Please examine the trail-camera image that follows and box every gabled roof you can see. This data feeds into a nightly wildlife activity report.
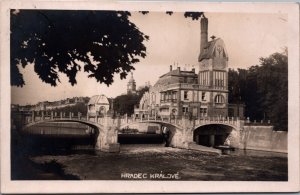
[198,38,228,62]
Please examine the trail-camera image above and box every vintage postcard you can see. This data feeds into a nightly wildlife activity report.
[1,1,299,193]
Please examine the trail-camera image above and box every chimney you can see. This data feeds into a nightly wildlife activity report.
[170,65,172,71]
[200,17,208,54]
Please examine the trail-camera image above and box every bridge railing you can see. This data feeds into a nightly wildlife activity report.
[118,115,240,128]
[23,111,241,129]
[194,116,239,126]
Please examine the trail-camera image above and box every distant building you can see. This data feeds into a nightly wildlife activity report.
[87,94,112,117]
[134,16,244,119]
[127,72,137,94]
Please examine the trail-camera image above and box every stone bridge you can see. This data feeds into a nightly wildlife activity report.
[20,111,244,153]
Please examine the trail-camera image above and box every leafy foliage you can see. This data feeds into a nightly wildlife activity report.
[11,10,149,87]
[11,10,203,87]
[52,102,88,115]
[228,52,288,131]
[113,86,149,116]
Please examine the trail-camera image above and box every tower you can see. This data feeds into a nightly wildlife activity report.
[198,16,229,117]
[127,72,137,94]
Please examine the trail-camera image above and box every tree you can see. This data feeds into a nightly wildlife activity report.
[113,86,149,116]
[255,52,288,130]
[11,10,149,87]
[11,10,203,87]
[228,51,288,130]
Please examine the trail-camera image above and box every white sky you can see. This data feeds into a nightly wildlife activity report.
[11,12,287,105]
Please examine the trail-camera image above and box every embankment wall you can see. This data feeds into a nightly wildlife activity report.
[240,125,287,153]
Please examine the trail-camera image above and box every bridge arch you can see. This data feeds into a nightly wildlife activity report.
[23,119,104,148]
[119,120,183,146]
[193,123,239,148]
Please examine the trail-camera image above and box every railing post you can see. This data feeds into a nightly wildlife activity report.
[125,113,128,123]
[154,112,157,121]
[148,114,150,121]
[95,114,98,124]
[60,112,63,119]
[78,112,81,120]
[140,114,142,122]
[247,117,250,123]
[41,111,44,121]
[51,111,53,120]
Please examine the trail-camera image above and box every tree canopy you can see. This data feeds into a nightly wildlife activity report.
[11,10,203,87]
[11,10,149,87]
[113,86,149,116]
[228,51,288,131]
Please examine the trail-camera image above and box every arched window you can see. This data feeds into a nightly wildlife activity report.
[215,94,225,104]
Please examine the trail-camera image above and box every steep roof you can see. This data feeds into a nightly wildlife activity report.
[198,38,228,62]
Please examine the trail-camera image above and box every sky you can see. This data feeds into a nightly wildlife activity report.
[11,12,287,105]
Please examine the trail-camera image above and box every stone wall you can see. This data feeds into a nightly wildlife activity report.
[240,125,287,153]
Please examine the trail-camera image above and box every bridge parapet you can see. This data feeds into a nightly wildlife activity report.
[194,116,240,129]
[119,115,241,130]
[24,111,242,131]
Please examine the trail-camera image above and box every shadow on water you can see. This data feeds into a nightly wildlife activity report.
[118,133,164,144]
[11,131,97,180]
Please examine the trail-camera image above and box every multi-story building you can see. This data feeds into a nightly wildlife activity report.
[134,16,244,119]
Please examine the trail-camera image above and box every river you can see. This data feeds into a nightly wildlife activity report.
[11,132,287,181]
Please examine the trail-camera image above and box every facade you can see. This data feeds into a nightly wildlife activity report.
[87,94,111,117]
[134,17,244,119]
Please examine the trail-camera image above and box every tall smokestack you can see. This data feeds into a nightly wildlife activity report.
[200,17,208,54]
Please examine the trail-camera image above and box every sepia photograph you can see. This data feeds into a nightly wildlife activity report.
[1,1,299,193]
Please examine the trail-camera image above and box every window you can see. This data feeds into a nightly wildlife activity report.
[184,91,188,100]
[151,93,155,103]
[215,94,225,104]
[182,107,188,113]
[215,79,224,87]
[184,77,187,83]
[202,92,206,101]
[200,108,207,116]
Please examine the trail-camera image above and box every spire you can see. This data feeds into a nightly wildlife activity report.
[127,72,136,94]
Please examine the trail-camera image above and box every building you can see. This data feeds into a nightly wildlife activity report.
[87,94,112,117]
[134,16,244,119]
[127,72,137,94]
